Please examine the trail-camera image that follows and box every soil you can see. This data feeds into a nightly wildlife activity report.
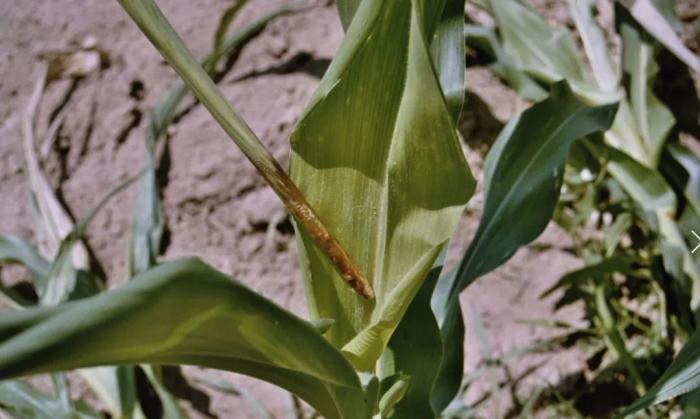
[3,0,692,418]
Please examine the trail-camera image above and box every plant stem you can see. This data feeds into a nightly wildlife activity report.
[117,0,373,299]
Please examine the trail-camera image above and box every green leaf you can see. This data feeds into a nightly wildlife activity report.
[588,141,676,213]
[567,0,618,93]
[586,141,700,312]
[452,82,618,291]
[20,73,148,417]
[385,259,444,418]
[377,374,410,417]
[389,82,619,414]
[290,0,475,370]
[21,66,89,278]
[380,1,468,413]
[621,327,700,416]
[663,143,700,217]
[463,23,548,102]
[211,0,249,70]
[485,0,586,81]
[605,213,633,256]
[336,0,362,31]
[541,255,636,300]
[140,365,188,419]
[0,380,101,419]
[43,171,142,305]
[0,235,49,286]
[126,5,302,417]
[430,0,466,122]
[0,258,370,419]
[629,0,700,72]
[1,177,143,417]
[618,5,675,166]
[76,366,142,419]
[426,84,617,411]
[481,0,612,104]
[430,269,463,413]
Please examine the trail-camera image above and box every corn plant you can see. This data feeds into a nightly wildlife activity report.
[463,0,699,415]
[0,0,619,418]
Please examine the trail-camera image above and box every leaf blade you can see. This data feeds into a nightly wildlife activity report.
[0,258,369,419]
[290,0,475,369]
[453,82,618,290]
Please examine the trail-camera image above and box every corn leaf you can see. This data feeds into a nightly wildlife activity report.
[586,141,700,311]
[128,9,298,415]
[428,83,617,410]
[382,0,467,413]
[17,67,149,418]
[482,0,689,264]
[429,268,463,413]
[76,366,142,419]
[480,0,613,104]
[42,171,142,305]
[335,0,362,30]
[5,174,146,418]
[541,255,637,300]
[139,365,188,419]
[290,0,475,370]
[663,143,700,217]
[452,82,618,291]
[568,0,618,93]
[120,0,373,296]
[211,0,249,67]
[0,236,49,286]
[630,0,700,72]
[622,327,700,416]
[0,258,370,419]
[463,24,547,102]
[0,380,101,419]
[22,66,89,278]
[430,0,466,122]
[386,259,445,418]
[483,0,586,82]
[618,6,675,166]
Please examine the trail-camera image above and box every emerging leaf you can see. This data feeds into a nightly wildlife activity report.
[290,0,475,369]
